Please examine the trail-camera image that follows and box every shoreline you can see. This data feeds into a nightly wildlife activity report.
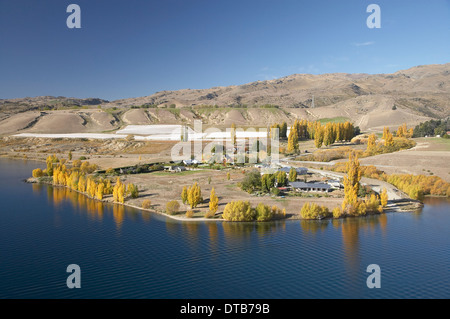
[26,177,423,223]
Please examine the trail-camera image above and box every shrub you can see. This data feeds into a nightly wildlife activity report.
[72,159,82,168]
[270,187,280,196]
[185,210,194,218]
[222,201,255,221]
[32,168,44,178]
[128,183,139,198]
[255,203,273,222]
[106,167,116,175]
[239,169,261,193]
[300,203,331,219]
[166,200,180,215]
[142,199,152,209]
[332,206,344,218]
[205,210,216,218]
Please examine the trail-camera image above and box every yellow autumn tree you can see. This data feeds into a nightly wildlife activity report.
[209,187,219,214]
[397,123,408,138]
[287,124,299,153]
[314,124,324,149]
[78,175,86,193]
[323,123,335,147]
[380,188,388,207]
[96,183,104,200]
[367,133,376,151]
[181,186,188,204]
[118,184,125,203]
[383,127,394,146]
[187,182,202,208]
[113,178,124,203]
[32,168,44,178]
[342,151,361,215]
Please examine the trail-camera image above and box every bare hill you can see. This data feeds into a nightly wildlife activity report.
[0,63,448,134]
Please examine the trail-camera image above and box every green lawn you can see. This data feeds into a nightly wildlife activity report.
[318,117,350,124]
[416,137,450,151]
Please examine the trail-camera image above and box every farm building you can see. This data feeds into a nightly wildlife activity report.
[278,167,308,175]
[327,180,342,189]
[289,181,331,192]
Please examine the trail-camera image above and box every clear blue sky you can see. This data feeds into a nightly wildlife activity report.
[0,0,449,101]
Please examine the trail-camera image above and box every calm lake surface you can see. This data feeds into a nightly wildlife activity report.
[0,158,449,299]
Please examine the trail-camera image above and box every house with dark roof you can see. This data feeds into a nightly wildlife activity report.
[289,181,331,192]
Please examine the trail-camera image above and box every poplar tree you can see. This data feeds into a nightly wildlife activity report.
[342,151,361,213]
[380,188,388,207]
[367,133,377,152]
[280,122,287,139]
[181,186,188,204]
[384,128,394,146]
[209,187,219,214]
[187,182,202,208]
[96,183,104,200]
[287,125,298,153]
[288,168,297,182]
[314,125,324,149]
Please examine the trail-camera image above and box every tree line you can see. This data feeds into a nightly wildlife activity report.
[286,120,355,153]
[32,154,139,204]
[412,118,450,138]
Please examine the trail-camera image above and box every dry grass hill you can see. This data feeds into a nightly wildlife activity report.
[0,63,448,135]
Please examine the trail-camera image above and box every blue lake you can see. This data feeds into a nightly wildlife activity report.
[0,158,449,299]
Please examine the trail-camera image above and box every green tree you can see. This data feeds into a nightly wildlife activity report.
[280,122,287,139]
[261,174,275,192]
[276,171,287,187]
[240,169,261,193]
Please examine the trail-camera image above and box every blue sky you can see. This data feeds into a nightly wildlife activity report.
[0,0,449,101]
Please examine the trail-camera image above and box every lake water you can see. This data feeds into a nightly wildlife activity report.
[0,158,449,299]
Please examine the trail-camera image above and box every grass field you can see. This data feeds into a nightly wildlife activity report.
[318,117,350,124]
[151,170,206,176]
